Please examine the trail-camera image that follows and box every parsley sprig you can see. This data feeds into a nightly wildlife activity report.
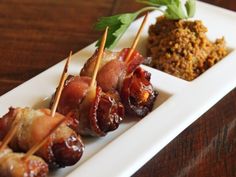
[95,0,196,49]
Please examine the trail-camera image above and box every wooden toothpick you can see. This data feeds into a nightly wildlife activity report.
[125,13,148,63]
[0,117,19,151]
[22,51,72,160]
[50,51,72,117]
[89,26,108,88]
[22,117,66,161]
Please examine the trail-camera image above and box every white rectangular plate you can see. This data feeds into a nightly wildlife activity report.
[1,1,236,177]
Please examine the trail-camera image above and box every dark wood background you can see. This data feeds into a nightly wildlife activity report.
[0,0,235,176]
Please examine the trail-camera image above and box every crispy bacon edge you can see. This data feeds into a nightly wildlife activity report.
[54,75,124,137]
[120,67,158,117]
[0,108,84,168]
[78,87,124,137]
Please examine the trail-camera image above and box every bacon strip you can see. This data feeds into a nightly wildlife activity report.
[80,48,157,117]
[78,86,124,136]
[80,48,144,92]
[54,75,124,137]
[0,145,48,177]
[56,75,91,119]
[120,67,158,117]
[0,108,84,168]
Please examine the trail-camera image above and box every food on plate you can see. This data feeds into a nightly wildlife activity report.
[82,14,158,118]
[96,0,228,81]
[0,3,162,174]
[80,48,157,117]
[95,0,196,49]
[0,143,49,177]
[147,16,228,81]
[91,1,196,115]
[0,53,84,169]
[54,28,125,136]
[0,54,83,177]
[0,107,84,168]
[55,75,124,136]
[120,66,157,117]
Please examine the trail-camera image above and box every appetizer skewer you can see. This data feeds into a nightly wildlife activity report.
[22,54,72,161]
[0,63,76,177]
[0,107,84,168]
[0,8,168,177]
[0,143,49,177]
[55,27,125,137]
[0,53,84,168]
[0,119,49,177]
[81,14,158,117]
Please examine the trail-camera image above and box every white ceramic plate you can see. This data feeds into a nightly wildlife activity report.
[0,1,236,177]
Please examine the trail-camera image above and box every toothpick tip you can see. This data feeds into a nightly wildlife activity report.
[50,51,72,117]
[125,13,149,63]
[90,27,108,88]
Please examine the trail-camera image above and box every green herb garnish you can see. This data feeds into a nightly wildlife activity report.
[95,0,196,49]
[185,0,196,18]
[95,12,139,50]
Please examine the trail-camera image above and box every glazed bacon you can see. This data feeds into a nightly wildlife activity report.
[80,48,144,92]
[121,67,157,117]
[78,85,124,136]
[0,144,48,177]
[55,75,124,137]
[0,107,84,168]
[80,48,157,117]
[56,75,91,118]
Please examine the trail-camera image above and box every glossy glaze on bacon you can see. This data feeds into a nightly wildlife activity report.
[56,75,91,118]
[0,144,48,177]
[0,107,84,168]
[54,75,124,137]
[121,67,158,117]
[78,86,124,136]
[80,48,157,117]
[80,48,144,92]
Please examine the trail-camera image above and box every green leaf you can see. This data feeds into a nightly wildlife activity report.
[136,0,172,6]
[137,0,196,20]
[185,0,196,18]
[165,0,186,19]
[95,0,196,49]
[95,12,138,49]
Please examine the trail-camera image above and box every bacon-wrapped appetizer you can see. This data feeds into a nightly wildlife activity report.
[0,107,84,168]
[80,48,158,117]
[0,143,48,177]
[55,75,124,137]
[54,28,125,137]
[80,49,143,92]
[121,67,157,117]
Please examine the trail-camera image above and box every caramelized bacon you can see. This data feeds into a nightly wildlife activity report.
[55,76,124,137]
[80,48,157,117]
[80,48,144,92]
[0,145,48,177]
[97,90,124,133]
[120,67,158,117]
[56,75,91,118]
[80,49,121,78]
[0,108,84,168]
[78,86,124,136]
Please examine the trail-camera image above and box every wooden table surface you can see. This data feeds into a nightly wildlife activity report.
[0,0,235,176]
